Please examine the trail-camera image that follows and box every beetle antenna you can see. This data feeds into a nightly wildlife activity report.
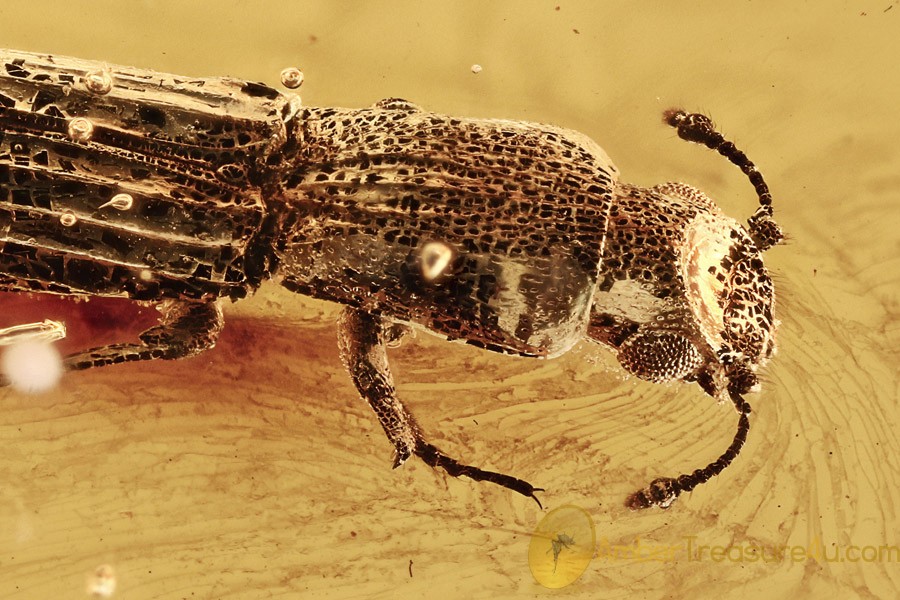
[625,391,752,509]
[663,109,783,251]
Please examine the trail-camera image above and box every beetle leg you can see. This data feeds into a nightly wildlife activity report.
[337,307,543,507]
[63,300,223,373]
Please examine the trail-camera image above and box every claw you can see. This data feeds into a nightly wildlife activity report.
[415,440,544,507]
[392,446,412,469]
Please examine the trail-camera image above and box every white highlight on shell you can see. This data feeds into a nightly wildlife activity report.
[471,64,483,74]
[83,69,113,95]
[59,211,78,227]
[420,241,453,280]
[100,193,134,211]
[493,260,527,340]
[67,117,94,142]
[280,67,304,89]
[86,564,116,598]
[591,278,668,324]
[0,320,66,345]
[1,341,64,394]
[681,212,738,350]
[282,94,304,122]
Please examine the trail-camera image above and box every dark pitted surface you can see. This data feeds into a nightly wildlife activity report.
[280,101,617,357]
[0,49,291,301]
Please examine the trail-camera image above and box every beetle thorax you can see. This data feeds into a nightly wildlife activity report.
[679,210,778,392]
[681,212,740,352]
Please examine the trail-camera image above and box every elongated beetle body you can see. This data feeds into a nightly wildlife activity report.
[0,50,782,509]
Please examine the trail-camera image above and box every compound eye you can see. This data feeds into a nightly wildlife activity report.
[617,331,703,383]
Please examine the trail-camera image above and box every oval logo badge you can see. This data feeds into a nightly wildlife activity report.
[528,504,596,588]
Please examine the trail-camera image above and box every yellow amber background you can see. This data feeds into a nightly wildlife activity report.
[0,1,896,598]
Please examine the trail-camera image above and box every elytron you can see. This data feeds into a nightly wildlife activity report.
[0,50,782,509]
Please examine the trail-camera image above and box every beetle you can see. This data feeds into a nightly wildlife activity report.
[0,49,782,510]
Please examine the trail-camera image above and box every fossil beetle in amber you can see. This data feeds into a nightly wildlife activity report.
[0,50,782,509]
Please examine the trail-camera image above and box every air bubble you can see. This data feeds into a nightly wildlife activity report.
[0,341,64,394]
[86,564,116,598]
[83,69,113,95]
[59,211,78,227]
[280,67,304,89]
[67,117,94,142]
[100,193,134,211]
[420,241,453,280]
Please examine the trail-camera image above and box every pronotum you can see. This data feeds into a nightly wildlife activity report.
[0,50,782,510]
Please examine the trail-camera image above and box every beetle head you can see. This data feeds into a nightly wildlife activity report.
[590,110,783,403]
[663,109,783,400]
[596,197,780,403]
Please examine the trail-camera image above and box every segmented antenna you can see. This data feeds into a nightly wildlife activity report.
[626,391,752,510]
[664,109,784,251]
